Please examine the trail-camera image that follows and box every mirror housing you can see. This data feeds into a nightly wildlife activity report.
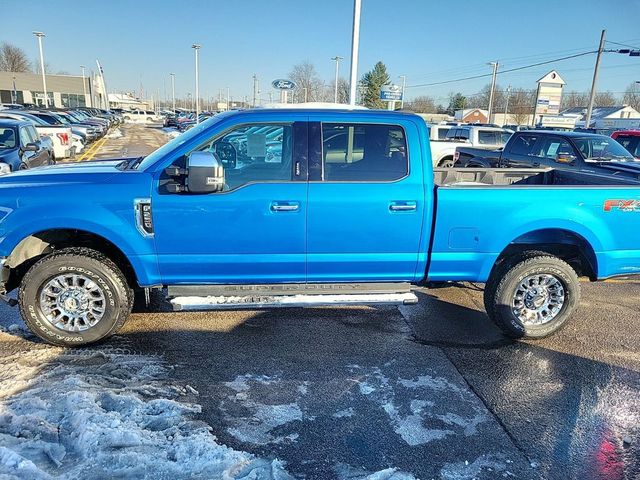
[186,151,225,193]
[23,142,39,152]
[556,153,577,164]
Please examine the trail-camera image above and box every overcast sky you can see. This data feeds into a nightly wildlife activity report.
[3,0,639,105]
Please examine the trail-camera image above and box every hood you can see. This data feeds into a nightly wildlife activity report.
[594,161,640,176]
[0,158,133,185]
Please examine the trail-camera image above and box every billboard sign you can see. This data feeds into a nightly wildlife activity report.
[380,84,403,101]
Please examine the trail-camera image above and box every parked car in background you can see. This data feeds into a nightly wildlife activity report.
[24,110,100,142]
[454,130,640,182]
[430,125,513,168]
[122,110,162,123]
[0,111,75,160]
[612,130,640,159]
[0,119,52,173]
[503,124,531,132]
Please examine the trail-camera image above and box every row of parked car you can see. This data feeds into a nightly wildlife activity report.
[0,105,122,173]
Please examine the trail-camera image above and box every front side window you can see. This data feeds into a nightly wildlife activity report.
[533,138,575,159]
[19,127,31,147]
[321,123,408,181]
[196,123,294,190]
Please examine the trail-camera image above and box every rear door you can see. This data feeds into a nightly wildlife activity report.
[306,118,426,282]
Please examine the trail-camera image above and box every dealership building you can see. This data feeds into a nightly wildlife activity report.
[0,71,104,108]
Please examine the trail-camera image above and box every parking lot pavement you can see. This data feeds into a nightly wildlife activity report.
[0,280,638,479]
[74,123,169,161]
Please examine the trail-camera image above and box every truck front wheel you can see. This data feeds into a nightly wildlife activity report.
[484,255,580,339]
[18,248,132,347]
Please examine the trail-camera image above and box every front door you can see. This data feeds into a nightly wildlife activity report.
[306,120,426,282]
[152,121,308,284]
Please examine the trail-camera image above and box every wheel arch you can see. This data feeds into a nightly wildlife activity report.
[3,228,139,292]
[490,228,598,281]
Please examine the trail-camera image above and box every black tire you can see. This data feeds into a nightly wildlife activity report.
[438,157,455,168]
[484,255,580,339]
[19,247,132,347]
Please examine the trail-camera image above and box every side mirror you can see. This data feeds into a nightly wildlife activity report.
[186,151,225,193]
[556,153,577,164]
[23,142,39,152]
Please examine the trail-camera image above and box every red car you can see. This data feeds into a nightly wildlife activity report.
[612,130,640,159]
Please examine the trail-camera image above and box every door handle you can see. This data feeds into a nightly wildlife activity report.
[270,201,299,212]
[389,201,417,212]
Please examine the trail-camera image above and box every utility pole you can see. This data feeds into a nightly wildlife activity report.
[332,56,343,103]
[252,74,258,107]
[348,0,362,106]
[585,29,606,129]
[398,75,406,109]
[33,32,48,107]
[192,44,201,122]
[226,87,230,110]
[487,61,498,124]
[503,85,511,126]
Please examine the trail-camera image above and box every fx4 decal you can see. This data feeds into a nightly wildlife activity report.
[603,199,640,212]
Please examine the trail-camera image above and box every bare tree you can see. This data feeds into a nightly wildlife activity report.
[466,84,506,112]
[327,77,350,104]
[289,61,325,103]
[594,91,617,107]
[561,91,589,109]
[406,95,437,113]
[0,42,31,72]
[623,82,640,111]
[33,58,53,75]
[507,88,536,125]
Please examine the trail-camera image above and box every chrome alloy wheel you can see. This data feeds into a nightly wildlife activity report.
[512,274,565,325]
[38,274,106,332]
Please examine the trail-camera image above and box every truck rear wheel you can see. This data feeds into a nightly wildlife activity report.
[484,255,580,339]
[18,248,132,347]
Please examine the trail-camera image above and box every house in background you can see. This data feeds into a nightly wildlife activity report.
[560,105,640,129]
[454,108,489,124]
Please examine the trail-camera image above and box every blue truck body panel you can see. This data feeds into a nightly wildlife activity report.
[0,108,638,290]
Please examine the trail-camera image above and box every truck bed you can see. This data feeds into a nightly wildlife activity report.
[434,167,640,187]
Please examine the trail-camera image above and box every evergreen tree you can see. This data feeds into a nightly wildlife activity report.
[360,61,390,109]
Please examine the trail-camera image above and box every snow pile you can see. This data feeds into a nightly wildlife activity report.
[162,127,180,139]
[335,463,417,480]
[0,347,294,479]
[105,129,123,139]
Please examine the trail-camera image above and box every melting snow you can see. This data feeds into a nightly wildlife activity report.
[0,347,294,479]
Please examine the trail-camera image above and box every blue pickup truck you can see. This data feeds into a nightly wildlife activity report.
[0,108,639,346]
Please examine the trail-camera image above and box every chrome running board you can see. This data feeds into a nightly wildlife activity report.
[170,292,418,311]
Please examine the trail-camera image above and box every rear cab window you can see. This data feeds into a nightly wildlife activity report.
[320,123,408,181]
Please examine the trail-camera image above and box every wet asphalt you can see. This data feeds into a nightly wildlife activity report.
[0,125,637,479]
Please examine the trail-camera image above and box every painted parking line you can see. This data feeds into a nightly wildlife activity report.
[78,136,107,162]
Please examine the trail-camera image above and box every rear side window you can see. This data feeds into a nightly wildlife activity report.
[509,134,539,156]
[321,123,408,181]
[437,127,450,140]
[478,130,497,145]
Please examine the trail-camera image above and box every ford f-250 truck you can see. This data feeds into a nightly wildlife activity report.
[454,130,640,183]
[0,109,639,347]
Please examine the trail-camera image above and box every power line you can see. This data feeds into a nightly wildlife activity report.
[607,39,640,50]
[407,51,597,88]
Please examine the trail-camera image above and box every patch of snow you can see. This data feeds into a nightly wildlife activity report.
[105,129,123,139]
[332,407,355,418]
[335,463,417,480]
[440,454,509,480]
[0,348,294,479]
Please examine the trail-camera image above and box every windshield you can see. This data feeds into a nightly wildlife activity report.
[135,112,232,171]
[0,127,17,149]
[573,135,637,162]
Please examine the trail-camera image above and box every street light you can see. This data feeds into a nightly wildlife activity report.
[332,56,343,103]
[192,44,201,123]
[33,31,48,107]
[348,0,362,106]
[398,75,406,109]
[80,65,87,107]
[169,73,176,112]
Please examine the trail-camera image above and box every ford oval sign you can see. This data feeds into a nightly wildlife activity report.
[272,79,297,90]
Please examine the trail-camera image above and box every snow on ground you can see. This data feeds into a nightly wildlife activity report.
[161,127,180,139]
[105,129,123,139]
[0,341,294,479]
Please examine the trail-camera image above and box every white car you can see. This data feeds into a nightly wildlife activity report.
[122,110,162,123]
[430,125,513,168]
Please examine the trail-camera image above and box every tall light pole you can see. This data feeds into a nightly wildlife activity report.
[192,44,201,122]
[398,75,406,109]
[332,56,343,103]
[169,73,176,112]
[585,29,606,129]
[487,61,499,124]
[348,0,362,106]
[503,85,511,126]
[33,31,48,107]
[80,65,87,107]
[227,87,230,110]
